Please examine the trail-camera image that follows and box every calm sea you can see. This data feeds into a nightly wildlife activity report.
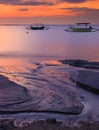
[0,25,99,60]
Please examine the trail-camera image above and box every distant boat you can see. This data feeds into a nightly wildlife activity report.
[65,23,97,32]
[30,23,45,30]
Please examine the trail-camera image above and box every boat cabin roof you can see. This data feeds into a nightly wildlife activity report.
[76,23,90,26]
[32,23,44,27]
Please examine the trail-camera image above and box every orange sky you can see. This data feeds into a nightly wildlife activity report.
[0,0,99,24]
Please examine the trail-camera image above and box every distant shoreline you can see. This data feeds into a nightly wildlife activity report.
[0,24,99,26]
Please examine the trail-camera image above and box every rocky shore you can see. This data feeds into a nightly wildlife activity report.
[59,59,99,94]
[59,59,99,69]
[0,119,99,130]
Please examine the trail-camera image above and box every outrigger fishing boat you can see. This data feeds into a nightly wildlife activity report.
[66,23,97,32]
[30,23,44,30]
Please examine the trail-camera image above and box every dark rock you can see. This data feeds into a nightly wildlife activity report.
[0,120,99,130]
[59,59,99,69]
[71,70,99,94]
[0,120,14,130]
[47,118,57,124]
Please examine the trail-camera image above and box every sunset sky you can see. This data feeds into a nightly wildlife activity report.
[0,0,99,24]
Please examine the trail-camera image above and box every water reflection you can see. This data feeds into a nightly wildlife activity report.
[0,25,99,60]
[0,58,37,88]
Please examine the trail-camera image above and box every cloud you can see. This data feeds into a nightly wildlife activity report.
[61,7,99,13]
[61,7,99,19]
[0,0,92,6]
[58,0,89,3]
[0,0,53,6]
[18,8,29,11]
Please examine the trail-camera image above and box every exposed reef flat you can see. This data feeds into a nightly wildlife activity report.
[71,70,99,94]
[0,75,31,112]
[59,59,99,69]
[0,74,83,114]
[59,59,99,94]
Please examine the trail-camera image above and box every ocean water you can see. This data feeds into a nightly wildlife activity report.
[0,25,99,118]
[0,25,99,60]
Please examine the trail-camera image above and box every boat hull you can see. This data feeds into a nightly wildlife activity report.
[65,28,97,32]
[31,26,45,30]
